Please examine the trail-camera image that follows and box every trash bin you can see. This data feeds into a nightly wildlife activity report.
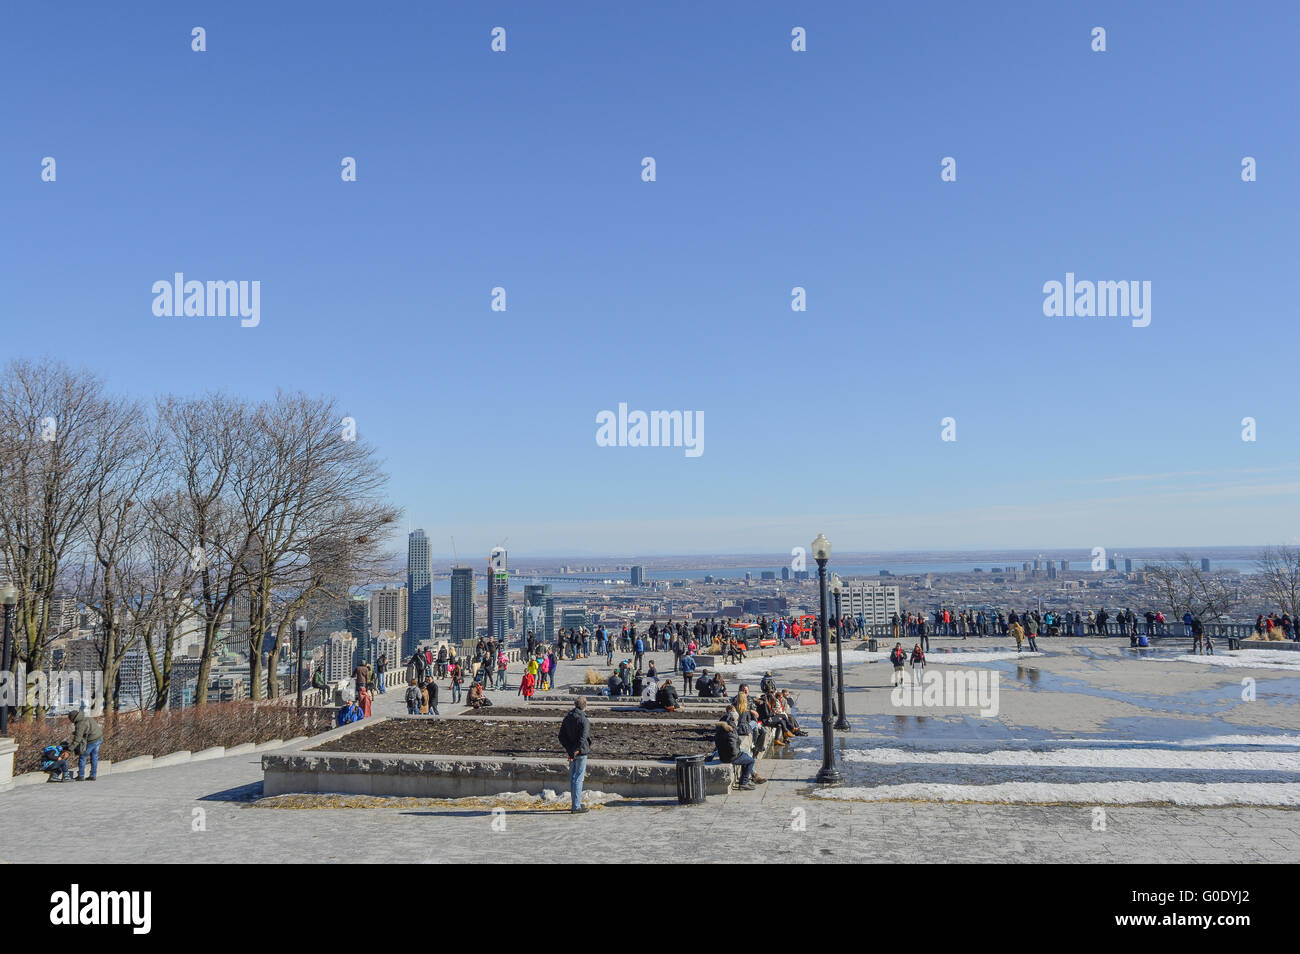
[868,637,878,652]
[675,754,706,805]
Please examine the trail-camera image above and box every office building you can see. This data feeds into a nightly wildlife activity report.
[781,567,790,581]
[837,582,901,625]
[407,530,432,657]
[486,548,509,643]
[559,606,589,634]
[450,567,475,643]
[524,583,554,642]
[1201,558,1211,572]
[629,565,644,586]
[324,632,357,683]
[370,585,407,646]
[374,631,401,668]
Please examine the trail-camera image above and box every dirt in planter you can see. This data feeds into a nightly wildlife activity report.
[312,717,716,761]
[463,706,723,721]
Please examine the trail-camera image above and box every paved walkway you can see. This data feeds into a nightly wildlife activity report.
[3,639,1298,863]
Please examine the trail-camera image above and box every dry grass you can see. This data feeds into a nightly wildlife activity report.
[584,668,605,685]
[9,701,335,774]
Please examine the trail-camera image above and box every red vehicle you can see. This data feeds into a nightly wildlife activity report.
[728,622,762,649]
[793,614,818,645]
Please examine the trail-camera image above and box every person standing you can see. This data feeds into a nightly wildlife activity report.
[558,697,593,814]
[496,648,509,690]
[449,660,463,704]
[69,709,103,782]
[376,654,388,694]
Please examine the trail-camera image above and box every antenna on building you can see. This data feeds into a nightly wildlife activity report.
[450,536,458,568]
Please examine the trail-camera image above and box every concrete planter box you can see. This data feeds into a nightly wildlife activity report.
[260,714,774,799]
[225,743,257,756]
[262,749,734,799]
[191,747,226,762]
[1240,639,1300,652]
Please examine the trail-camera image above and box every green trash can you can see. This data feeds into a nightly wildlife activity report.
[675,754,706,805]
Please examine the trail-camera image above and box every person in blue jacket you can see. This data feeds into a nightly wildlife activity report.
[679,651,697,695]
[337,698,363,727]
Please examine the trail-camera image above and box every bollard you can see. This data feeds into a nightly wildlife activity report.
[675,754,706,805]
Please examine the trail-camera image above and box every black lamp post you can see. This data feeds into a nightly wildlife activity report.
[0,583,16,735]
[295,616,308,711]
[812,534,841,784]
[831,574,850,730]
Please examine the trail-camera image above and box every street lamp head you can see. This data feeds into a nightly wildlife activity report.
[0,583,17,606]
[295,616,308,635]
[831,575,842,595]
[811,534,831,563]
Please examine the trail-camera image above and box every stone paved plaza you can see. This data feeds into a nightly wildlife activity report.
[2,638,1297,863]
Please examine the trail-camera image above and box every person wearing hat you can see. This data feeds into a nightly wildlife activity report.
[759,671,776,696]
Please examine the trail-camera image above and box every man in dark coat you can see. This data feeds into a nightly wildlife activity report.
[558,698,593,813]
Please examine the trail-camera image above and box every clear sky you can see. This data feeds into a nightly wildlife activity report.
[3,1,1298,557]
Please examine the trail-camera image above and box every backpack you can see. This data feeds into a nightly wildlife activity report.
[405,685,420,706]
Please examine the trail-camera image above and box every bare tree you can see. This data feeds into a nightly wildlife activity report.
[231,391,399,699]
[80,399,165,713]
[154,394,249,707]
[1254,546,1300,622]
[1144,553,1237,625]
[0,359,124,719]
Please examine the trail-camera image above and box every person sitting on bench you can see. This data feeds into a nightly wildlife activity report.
[655,681,679,711]
[714,706,766,791]
[466,682,492,708]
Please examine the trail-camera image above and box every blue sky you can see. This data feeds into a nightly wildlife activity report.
[3,1,1298,556]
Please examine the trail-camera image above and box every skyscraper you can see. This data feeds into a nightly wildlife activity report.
[347,596,368,660]
[486,548,509,643]
[524,583,554,643]
[450,566,475,644]
[629,565,644,586]
[306,536,351,646]
[370,585,408,646]
[407,530,432,657]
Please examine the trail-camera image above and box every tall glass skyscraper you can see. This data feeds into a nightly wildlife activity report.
[523,583,554,643]
[450,566,475,644]
[406,529,431,658]
[486,548,509,644]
